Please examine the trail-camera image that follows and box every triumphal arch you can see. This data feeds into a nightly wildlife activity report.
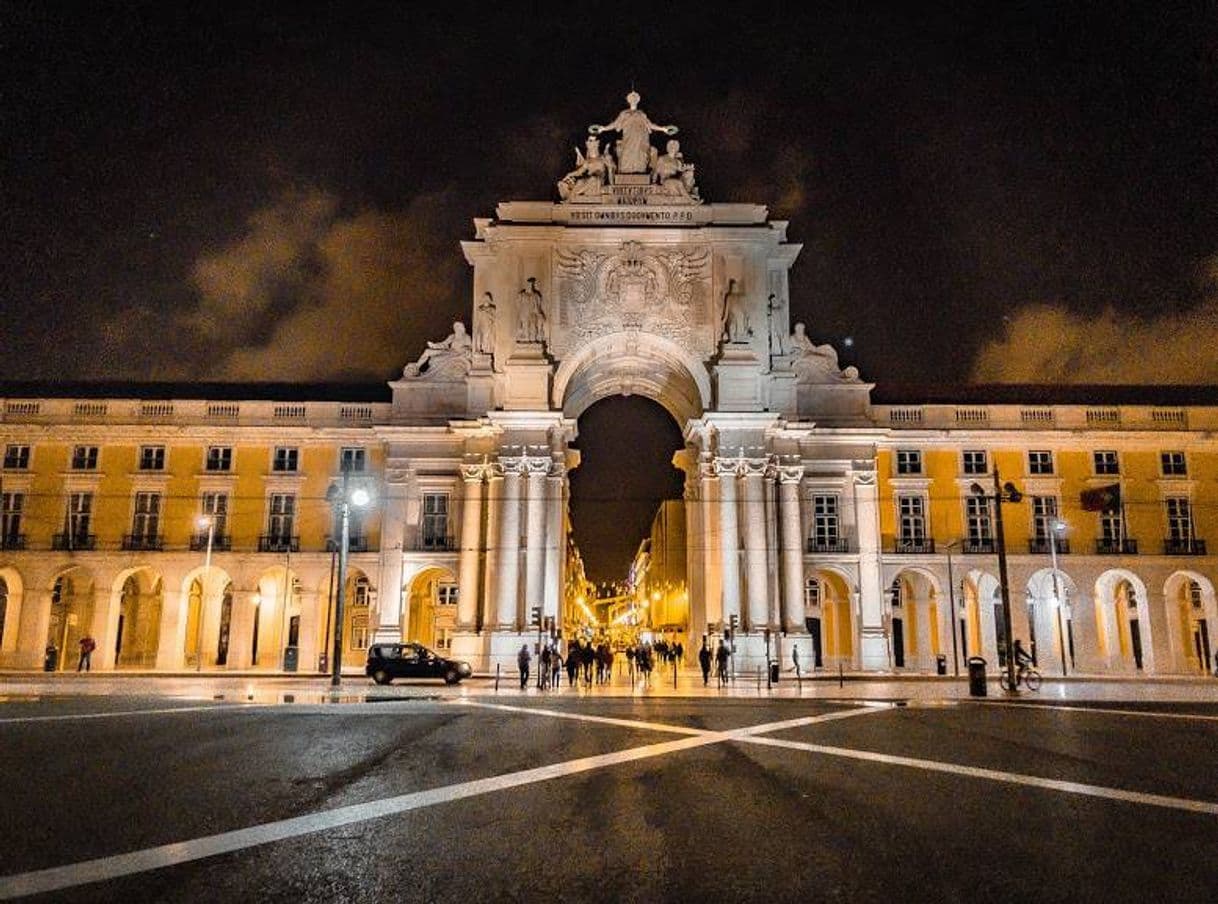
[388,92,882,671]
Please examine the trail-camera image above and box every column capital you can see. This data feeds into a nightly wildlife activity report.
[713,457,741,478]
[524,455,552,477]
[460,463,489,482]
[778,464,805,485]
[499,456,527,475]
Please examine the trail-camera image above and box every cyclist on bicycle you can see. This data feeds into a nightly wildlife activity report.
[1013,639,1033,681]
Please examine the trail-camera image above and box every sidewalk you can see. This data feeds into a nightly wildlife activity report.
[1,669,1216,705]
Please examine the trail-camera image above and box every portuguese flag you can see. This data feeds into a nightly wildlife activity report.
[1080,484,1121,512]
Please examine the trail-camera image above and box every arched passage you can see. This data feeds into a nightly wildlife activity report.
[804,567,854,669]
[962,570,1001,666]
[1095,570,1152,673]
[0,566,24,660]
[404,565,457,651]
[1164,571,1217,674]
[47,568,95,671]
[250,567,302,670]
[112,568,163,669]
[888,568,943,671]
[180,565,234,670]
[1026,568,1079,675]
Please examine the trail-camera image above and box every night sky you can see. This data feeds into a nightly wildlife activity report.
[5,3,1218,578]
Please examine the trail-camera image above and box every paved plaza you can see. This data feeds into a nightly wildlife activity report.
[0,674,1216,902]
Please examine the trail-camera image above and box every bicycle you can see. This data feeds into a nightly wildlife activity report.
[999,664,1041,692]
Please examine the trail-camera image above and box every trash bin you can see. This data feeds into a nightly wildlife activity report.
[967,656,987,697]
[282,645,299,673]
[769,661,780,684]
[936,654,947,676]
[43,646,58,672]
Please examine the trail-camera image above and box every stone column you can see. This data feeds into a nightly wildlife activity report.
[297,589,320,674]
[915,596,933,670]
[373,474,408,643]
[482,467,503,630]
[543,463,564,621]
[779,464,806,634]
[524,455,549,623]
[457,464,485,629]
[742,460,769,632]
[155,588,186,670]
[227,589,258,670]
[699,460,722,629]
[16,588,51,670]
[853,470,887,670]
[715,458,742,630]
[91,586,119,671]
[495,458,524,628]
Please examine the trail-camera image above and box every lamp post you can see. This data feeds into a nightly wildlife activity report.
[943,539,960,677]
[327,465,371,688]
[971,471,1021,695]
[1049,518,1068,676]
[195,515,214,673]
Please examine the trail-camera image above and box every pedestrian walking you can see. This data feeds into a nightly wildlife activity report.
[77,634,96,672]
[540,644,552,690]
[715,640,729,686]
[792,644,801,676]
[518,644,531,690]
[567,641,580,686]
[698,642,711,686]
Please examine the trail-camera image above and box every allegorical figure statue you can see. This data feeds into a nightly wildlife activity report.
[517,277,546,343]
[557,136,614,201]
[651,139,699,201]
[588,90,678,174]
[474,292,496,356]
[722,278,750,344]
[789,322,858,381]
[402,321,472,378]
[768,293,787,356]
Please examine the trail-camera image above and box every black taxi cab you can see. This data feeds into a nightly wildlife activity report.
[365,642,473,685]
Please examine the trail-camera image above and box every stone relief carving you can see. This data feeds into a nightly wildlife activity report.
[790,322,861,383]
[402,322,472,379]
[553,242,711,354]
[516,278,547,344]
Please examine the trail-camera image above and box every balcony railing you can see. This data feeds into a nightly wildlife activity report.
[962,539,995,554]
[1095,539,1138,555]
[1164,538,1207,556]
[52,533,97,551]
[189,532,232,552]
[258,535,300,553]
[122,534,164,551]
[326,535,371,553]
[807,538,851,553]
[416,535,456,552]
[1028,538,1070,555]
[0,533,26,551]
[891,538,935,554]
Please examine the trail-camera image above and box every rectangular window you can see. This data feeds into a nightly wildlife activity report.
[67,492,93,542]
[1,492,23,545]
[1028,451,1054,475]
[1166,497,1193,543]
[206,446,233,472]
[138,445,166,471]
[897,495,926,543]
[1161,451,1187,476]
[1189,582,1203,609]
[804,578,821,609]
[349,615,369,652]
[1099,511,1125,543]
[812,494,840,547]
[895,450,922,475]
[965,496,992,544]
[272,447,299,473]
[71,446,99,470]
[268,494,296,541]
[340,447,366,472]
[201,492,229,537]
[1031,496,1059,541]
[421,492,449,548]
[962,450,988,475]
[1093,451,1119,476]
[3,445,30,470]
[437,583,459,606]
[132,492,161,540]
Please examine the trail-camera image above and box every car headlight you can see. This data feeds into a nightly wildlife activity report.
[459,662,472,676]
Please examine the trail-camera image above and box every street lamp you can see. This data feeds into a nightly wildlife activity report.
[1049,518,1068,676]
[195,515,214,673]
[970,472,1022,695]
[943,539,960,677]
[326,466,373,688]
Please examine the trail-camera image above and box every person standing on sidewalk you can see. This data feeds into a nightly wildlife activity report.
[517,644,531,690]
[791,645,801,676]
[77,635,96,672]
[698,642,711,685]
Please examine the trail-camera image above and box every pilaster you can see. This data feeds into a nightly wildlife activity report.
[853,467,887,670]
[495,457,524,628]
[715,457,742,630]
[779,464,806,634]
[457,464,486,629]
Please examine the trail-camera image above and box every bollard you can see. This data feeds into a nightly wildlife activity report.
[757,666,761,690]
[839,662,844,688]
[766,660,772,690]
[495,663,500,692]
[673,658,677,689]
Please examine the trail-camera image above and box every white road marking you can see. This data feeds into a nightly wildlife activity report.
[742,734,1218,816]
[977,701,1218,723]
[0,706,881,899]
[0,704,264,724]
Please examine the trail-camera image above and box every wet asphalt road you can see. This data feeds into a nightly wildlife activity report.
[1,694,1217,903]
